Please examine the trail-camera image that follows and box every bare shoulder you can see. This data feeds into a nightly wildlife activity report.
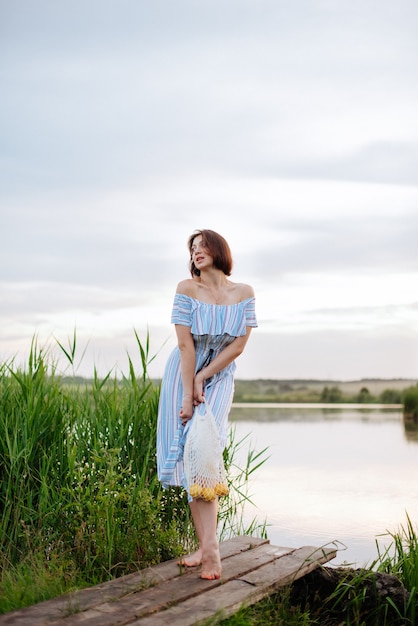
[234,282,255,300]
[176,278,197,297]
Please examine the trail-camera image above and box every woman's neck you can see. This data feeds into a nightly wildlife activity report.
[195,271,232,304]
[198,269,228,290]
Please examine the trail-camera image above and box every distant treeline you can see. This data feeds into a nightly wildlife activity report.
[232,378,417,404]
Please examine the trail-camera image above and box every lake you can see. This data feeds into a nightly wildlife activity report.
[229,404,418,567]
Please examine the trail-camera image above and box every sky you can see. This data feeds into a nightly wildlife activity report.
[1,0,417,381]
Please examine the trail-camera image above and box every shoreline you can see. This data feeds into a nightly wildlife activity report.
[232,402,403,409]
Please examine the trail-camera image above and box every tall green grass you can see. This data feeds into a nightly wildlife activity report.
[403,385,418,420]
[313,515,418,625]
[218,516,418,626]
[0,332,267,613]
[373,513,418,624]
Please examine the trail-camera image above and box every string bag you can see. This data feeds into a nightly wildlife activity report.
[183,399,229,501]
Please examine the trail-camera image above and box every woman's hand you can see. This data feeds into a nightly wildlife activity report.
[193,371,205,404]
[179,395,194,425]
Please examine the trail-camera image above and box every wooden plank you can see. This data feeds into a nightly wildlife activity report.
[0,537,270,626]
[130,546,337,626]
[41,543,289,626]
[0,539,335,626]
[240,545,337,586]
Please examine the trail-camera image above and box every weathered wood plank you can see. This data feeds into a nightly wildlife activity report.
[42,543,288,626]
[0,537,269,626]
[129,546,337,626]
[0,539,336,626]
[240,545,337,587]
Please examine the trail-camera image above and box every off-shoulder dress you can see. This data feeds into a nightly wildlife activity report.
[156,293,257,492]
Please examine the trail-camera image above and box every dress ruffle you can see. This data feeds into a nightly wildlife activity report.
[171,294,257,337]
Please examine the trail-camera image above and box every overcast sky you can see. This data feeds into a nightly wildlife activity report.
[1,0,417,381]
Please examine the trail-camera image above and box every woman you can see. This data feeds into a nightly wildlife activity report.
[157,229,257,580]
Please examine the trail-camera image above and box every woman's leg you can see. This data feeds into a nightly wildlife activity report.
[180,499,203,567]
[186,497,221,579]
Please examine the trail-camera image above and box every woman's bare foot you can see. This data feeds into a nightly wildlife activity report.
[201,542,222,580]
[178,548,202,567]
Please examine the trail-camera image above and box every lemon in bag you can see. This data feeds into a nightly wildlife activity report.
[201,487,216,501]
[215,482,229,497]
[189,483,203,498]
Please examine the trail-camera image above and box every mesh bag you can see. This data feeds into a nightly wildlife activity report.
[183,399,229,501]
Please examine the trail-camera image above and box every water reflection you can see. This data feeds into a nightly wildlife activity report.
[403,416,418,443]
[229,405,418,567]
[231,405,418,443]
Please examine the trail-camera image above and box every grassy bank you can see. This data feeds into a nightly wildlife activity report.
[218,515,418,625]
[233,378,416,404]
[0,333,267,614]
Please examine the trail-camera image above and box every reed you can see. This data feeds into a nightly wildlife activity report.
[0,331,267,613]
[374,513,418,624]
[403,385,418,421]
[301,514,418,625]
[219,426,268,540]
[217,515,418,625]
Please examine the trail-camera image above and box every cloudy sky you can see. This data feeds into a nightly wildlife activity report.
[1,0,417,381]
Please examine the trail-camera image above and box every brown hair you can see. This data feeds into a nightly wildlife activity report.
[188,229,233,277]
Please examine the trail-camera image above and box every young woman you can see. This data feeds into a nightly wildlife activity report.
[157,229,257,579]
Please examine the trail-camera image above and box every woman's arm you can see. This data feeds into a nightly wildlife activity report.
[175,324,196,421]
[193,328,253,400]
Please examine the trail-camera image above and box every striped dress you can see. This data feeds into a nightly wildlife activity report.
[156,293,257,492]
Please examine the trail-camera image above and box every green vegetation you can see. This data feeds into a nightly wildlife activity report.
[0,333,267,614]
[403,384,418,420]
[214,590,313,625]
[233,378,413,404]
[218,514,418,625]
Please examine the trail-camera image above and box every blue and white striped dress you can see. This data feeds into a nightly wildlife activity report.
[157,293,257,491]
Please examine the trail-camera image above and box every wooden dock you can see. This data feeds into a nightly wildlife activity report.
[0,536,337,626]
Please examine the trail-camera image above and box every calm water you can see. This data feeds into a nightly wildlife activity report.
[229,405,418,567]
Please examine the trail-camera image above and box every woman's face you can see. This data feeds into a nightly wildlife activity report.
[191,235,213,271]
